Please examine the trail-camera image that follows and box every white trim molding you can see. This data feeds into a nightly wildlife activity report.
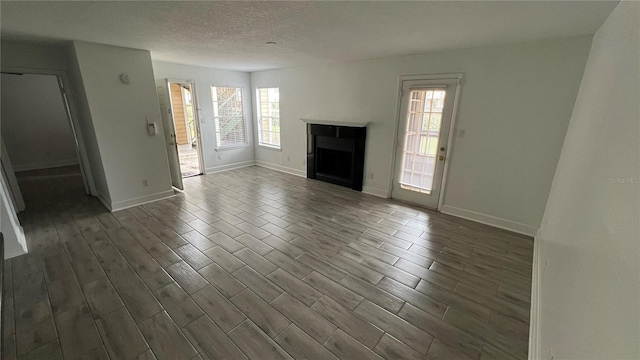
[11,159,80,172]
[300,119,369,128]
[205,160,256,175]
[255,160,306,178]
[107,190,176,212]
[362,186,389,198]
[528,234,542,360]
[440,204,538,236]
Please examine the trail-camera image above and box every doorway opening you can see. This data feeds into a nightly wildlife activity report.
[169,82,202,178]
[156,79,204,190]
[1,72,90,211]
[391,75,462,210]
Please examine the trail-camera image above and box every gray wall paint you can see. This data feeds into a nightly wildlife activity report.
[73,41,173,209]
[251,36,592,234]
[1,73,78,171]
[535,2,640,358]
[152,61,255,173]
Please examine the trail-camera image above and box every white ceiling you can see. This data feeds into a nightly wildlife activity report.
[1,1,618,72]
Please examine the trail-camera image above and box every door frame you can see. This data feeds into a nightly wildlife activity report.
[166,78,205,176]
[388,73,463,210]
[0,66,97,197]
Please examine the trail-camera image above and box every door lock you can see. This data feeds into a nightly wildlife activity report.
[440,147,446,151]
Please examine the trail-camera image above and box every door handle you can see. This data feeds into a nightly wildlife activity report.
[439,156,445,161]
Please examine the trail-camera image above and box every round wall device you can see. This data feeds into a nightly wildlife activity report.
[120,73,131,84]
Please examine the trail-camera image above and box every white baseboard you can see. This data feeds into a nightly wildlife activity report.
[255,160,306,178]
[12,159,79,172]
[108,190,175,212]
[362,185,389,198]
[205,160,256,175]
[528,234,542,360]
[440,204,538,236]
[96,193,113,211]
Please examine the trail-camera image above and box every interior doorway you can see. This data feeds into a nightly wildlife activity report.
[156,79,204,190]
[1,72,91,211]
[391,75,461,209]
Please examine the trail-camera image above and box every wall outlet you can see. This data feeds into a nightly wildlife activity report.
[217,153,222,160]
[287,156,291,162]
[457,129,466,138]
[142,179,149,187]
[302,159,306,165]
[367,172,374,180]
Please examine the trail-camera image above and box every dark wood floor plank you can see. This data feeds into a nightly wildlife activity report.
[55,304,103,360]
[311,296,383,349]
[230,289,290,338]
[339,275,405,313]
[95,307,149,360]
[271,292,337,343]
[267,269,323,306]
[228,320,293,360]
[354,300,433,355]
[154,282,204,328]
[373,333,424,360]
[191,286,246,332]
[303,271,364,310]
[198,263,245,298]
[324,329,383,360]
[183,316,248,360]
[276,325,339,360]
[139,311,197,360]
[13,166,533,360]
[232,265,284,302]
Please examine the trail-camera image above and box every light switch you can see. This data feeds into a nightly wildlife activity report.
[457,129,466,138]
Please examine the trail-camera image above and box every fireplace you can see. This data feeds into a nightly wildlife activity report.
[306,123,366,191]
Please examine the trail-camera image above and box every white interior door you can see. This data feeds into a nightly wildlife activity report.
[156,78,184,190]
[392,78,458,209]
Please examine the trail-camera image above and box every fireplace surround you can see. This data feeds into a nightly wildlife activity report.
[306,122,366,191]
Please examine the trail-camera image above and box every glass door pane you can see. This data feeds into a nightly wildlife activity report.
[399,89,446,194]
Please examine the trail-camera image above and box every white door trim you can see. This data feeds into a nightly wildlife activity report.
[0,66,97,196]
[388,73,463,210]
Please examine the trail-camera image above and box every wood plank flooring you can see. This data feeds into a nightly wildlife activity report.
[2,165,533,360]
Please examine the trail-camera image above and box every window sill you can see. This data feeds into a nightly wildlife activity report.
[258,144,282,152]
[215,144,250,152]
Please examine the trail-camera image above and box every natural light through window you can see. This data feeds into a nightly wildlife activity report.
[211,86,247,148]
[256,87,281,149]
[400,89,446,194]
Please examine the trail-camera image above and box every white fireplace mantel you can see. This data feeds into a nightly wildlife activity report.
[300,119,369,128]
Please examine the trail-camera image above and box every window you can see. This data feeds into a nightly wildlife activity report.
[256,87,280,148]
[211,86,247,148]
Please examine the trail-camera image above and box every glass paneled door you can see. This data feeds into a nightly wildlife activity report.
[392,78,458,209]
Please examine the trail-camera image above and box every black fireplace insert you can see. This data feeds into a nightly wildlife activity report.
[306,124,366,191]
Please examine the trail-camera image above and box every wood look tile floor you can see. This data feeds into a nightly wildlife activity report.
[2,166,533,360]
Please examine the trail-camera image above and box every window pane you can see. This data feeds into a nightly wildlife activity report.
[257,87,281,148]
[211,86,246,148]
[400,88,447,193]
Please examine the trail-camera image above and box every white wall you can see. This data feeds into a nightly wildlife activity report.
[1,73,78,171]
[0,40,69,71]
[251,37,592,234]
[1,40,103,199]
[533,2,639,359]
[152,61,255,173]
[72,41,174,210]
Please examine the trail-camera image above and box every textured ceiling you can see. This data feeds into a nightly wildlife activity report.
[1,1,618,72]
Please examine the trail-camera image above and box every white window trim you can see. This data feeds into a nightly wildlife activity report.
[256,87,281,150]
[258,144,282,152]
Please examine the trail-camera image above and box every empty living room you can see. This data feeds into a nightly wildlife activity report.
[0,1,637,360]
